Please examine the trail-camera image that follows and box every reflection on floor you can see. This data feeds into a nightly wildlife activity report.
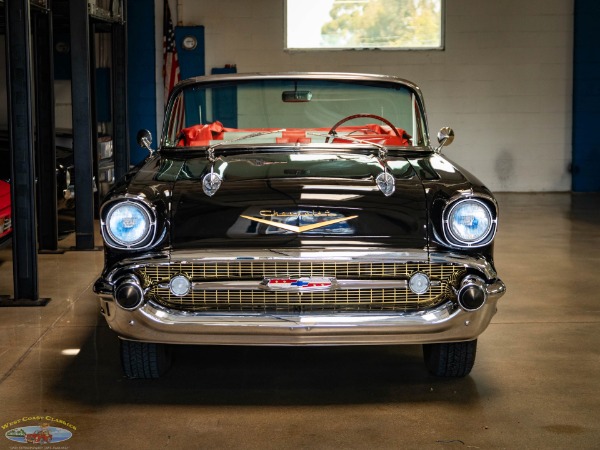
[0,193,599,448]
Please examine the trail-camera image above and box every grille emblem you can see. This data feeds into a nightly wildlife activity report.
[260,277,338,292]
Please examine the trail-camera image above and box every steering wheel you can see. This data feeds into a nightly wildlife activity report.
[326,113,401,142]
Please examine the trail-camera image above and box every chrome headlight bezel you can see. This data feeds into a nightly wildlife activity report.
[101,199,157,250]
[443,197,497,248]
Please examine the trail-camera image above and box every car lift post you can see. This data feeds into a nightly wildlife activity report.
[34,5,61,253]
[0,0,50,307]
[70,0,96,251]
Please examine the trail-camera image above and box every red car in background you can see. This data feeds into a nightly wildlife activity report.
[0,180,12,243]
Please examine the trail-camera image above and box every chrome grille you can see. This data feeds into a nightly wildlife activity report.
[138,261,465,313]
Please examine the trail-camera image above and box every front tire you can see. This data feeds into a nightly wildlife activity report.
[120,340,171,379]
[423,340,477,377]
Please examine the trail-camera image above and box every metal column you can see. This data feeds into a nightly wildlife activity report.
[1,0,49,306]
[33,8,60,253]
[69,0,96,250]
[112,19,130,180]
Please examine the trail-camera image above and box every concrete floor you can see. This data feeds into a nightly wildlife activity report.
[0,193,599,449]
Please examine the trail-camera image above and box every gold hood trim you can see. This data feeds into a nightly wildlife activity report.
[240,214,358,233]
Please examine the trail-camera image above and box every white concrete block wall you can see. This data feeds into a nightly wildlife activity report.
[179,0,574,192]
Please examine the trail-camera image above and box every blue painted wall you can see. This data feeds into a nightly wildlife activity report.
[174,26,205,79]
[573,0,600,192]
[127,0,157,164]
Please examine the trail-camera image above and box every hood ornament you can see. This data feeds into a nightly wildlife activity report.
[376,147,395,197]
[202,170,222,197]
[202,148,222,197]
[376,171,395,197]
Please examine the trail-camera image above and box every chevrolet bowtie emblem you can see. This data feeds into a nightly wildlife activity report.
[241,213,358,233]
[259,277,338,291]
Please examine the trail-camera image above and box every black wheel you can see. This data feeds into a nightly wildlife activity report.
[423,340,477,377]
[120,340,171,379]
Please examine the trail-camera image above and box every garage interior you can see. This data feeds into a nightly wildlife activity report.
[0,0,599,448]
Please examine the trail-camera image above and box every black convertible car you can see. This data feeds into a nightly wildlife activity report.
[94,73,506,379]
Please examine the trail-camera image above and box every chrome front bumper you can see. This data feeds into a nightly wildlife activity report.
[95,250,505,345]
[96,279,505,346]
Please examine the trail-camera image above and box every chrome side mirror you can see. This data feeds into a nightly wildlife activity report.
[136,129,154,156]
[435,127,455,153]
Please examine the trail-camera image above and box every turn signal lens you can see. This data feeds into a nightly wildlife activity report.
[409,272,430,295]
[169,275,191,297]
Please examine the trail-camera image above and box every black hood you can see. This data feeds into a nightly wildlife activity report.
[165,152,428,250]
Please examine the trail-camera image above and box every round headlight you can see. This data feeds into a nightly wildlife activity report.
[447,199,494,245]
[105,201,152,247]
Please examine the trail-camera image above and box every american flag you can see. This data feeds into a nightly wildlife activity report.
[163,1,184,135]
[163,1,179,101]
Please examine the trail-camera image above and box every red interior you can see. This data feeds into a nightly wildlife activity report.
[176,121,412,147]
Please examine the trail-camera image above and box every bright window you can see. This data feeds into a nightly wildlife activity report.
[286,0,443,50]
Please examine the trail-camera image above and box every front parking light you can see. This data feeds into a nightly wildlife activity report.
[409,272,430,295]
[169,275,191,297]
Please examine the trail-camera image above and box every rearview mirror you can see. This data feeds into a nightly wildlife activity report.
[282,90,313,102]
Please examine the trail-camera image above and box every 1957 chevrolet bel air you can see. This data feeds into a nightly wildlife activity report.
[94,72,505,378]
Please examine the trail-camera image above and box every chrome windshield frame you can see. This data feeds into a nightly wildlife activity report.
[161,72,431,150]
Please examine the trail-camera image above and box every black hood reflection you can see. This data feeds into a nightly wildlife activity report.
[161,152,428,250]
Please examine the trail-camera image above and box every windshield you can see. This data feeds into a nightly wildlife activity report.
[162,77,428,149]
